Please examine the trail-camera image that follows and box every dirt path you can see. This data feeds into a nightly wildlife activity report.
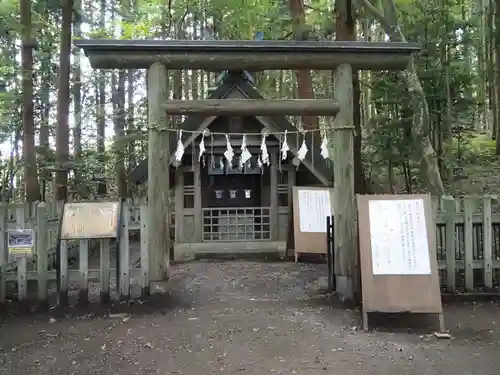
[0,261,499,375]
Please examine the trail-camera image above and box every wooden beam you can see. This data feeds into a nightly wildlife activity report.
[332,63,358,303]
[163,99,341,116]
[74,40,419,71]
[85,52,412,71]
[147,62,171,284]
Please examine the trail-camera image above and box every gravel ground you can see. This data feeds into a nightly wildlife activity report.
[0,261,499,375]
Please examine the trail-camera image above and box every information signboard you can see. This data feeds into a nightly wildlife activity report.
[298,189,332,233]
[368,199,431,275]
[291,186,334,260]
[357,194,444,332]
[7,229,34,259]
[60,202,120,240]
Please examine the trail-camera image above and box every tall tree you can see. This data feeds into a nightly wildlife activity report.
[38,5,52,201]
[20,0,40,202]
[288,0,318,129]
[55,0,73,201]
[73,0,83,195]
[495,0,500,153]
[96,0,107,196]
[112,68,127,197]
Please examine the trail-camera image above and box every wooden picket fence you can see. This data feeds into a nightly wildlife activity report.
[433,196,500,293]
[0,201,148,307]
[0,196,499,308]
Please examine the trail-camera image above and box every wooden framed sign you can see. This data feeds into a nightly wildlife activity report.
[356,194,444,332]
[291,186,334,261]
[7,229,34,259]
[60,201,120,240]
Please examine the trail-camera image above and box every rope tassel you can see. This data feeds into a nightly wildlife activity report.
[320,132,330,160]
[174,130,185,165]
[240,134,252,169]
[281,130,290,160]
[199,129,207,161]
[224,134,234,164]
[261,132,270,166]
[297,135,308,161]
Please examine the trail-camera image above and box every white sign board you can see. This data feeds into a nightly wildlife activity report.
[368,199,431,275]
[298,189,332,233]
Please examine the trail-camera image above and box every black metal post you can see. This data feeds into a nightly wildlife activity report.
[326,215,335,291]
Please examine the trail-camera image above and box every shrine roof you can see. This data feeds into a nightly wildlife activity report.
[74,39,420,71]
[128,71,333,186]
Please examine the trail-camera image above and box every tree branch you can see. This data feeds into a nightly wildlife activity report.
[303,4,329,13]
[359,0,444,194]
[358,0,405,41]
[279,31,293,39]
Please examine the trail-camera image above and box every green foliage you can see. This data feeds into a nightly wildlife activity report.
[457,134,497,164]
[0,0,497,199]
[364,0,497,193]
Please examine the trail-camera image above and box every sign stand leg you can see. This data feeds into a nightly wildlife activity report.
[0,265,4,306]
[362,311,369,331]
[17,257,27,303]
[438,313,445,332]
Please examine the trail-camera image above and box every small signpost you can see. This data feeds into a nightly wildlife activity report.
[8,229,34,260]
[8,228,35,303]
[290,186,334,262]
[59,201,123,305]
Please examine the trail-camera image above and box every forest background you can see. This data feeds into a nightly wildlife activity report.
[0,0,498,203]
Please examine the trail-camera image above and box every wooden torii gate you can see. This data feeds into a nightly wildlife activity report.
[75,39,419,302]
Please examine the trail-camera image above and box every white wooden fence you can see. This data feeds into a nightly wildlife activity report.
[0,201,148,307]
[432,196,500,293]
[0,196,499,308]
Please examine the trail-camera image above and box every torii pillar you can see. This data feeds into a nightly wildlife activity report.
[332,64,358,302]
[146,62,171,286]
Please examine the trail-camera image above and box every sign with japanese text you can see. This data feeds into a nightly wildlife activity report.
[60,202,120,240]
[368,199,431,275]
[8,229,34,258]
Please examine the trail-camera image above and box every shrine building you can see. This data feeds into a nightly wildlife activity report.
[128,70,333,261]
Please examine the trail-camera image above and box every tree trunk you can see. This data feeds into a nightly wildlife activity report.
[441,0,453,183]
[97,0,107,196]
[361,19,373,128]
[39,7,51,201]
[191,15,200,99]
[112,70,127,198]
[477,1,488,133]
[55,0,73,201]
[495,0,500,153]
[288,0,318,129]
[73,0,82,197]
[488,0,497,139]
[173,66,183,127]
[127,70,135,167]
[21,0,40,202]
